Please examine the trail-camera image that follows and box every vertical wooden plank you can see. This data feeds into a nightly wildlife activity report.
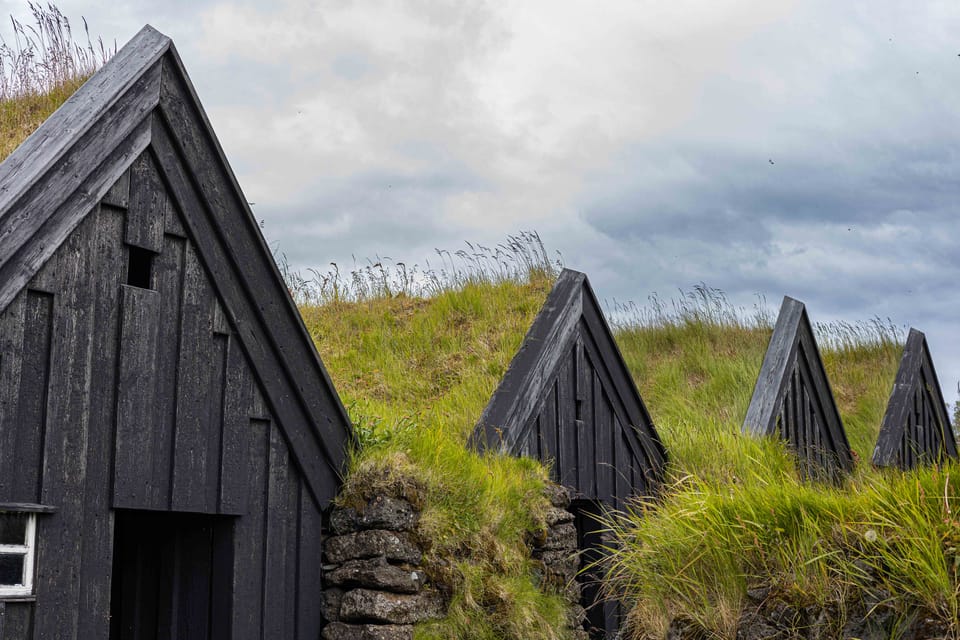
[177,524,213,640]
[151,234,187,507]
[126,152,166,253]
[0,293,25,499]
[577,352,596,498]
[540,384,558,482]
[205,333,229,510]
[210,518,236,640]
[219,341,253,515]
[0,601,4,639]
[231,419,269,640]
[558,357,577,489]
[595,376,613,501]
[7,292,51,503]
[614,415,630,502]
[101,166,131,209]
[77,204,125,639]
[0,602,32,639]
[297,483,323,640]
[35,210,98,640]
[263,424,294,638]
[172,242,216,512]
[113,285,161,508]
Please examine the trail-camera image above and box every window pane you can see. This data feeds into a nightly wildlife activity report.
[0,513,28,545]
[0,553,25,585]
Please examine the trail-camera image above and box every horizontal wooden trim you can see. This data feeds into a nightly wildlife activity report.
[0,503,56,513]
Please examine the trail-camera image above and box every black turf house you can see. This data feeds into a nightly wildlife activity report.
[471,268,668,638]
[0,26,352,640]
[742,296,853,481]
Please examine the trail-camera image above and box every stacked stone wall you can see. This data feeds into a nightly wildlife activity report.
[321,496,445,640]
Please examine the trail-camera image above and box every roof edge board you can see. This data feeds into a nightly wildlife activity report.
[157,40,355,451]
[472,269,584,452]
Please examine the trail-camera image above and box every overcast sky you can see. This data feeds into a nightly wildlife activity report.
[6,1,960,401]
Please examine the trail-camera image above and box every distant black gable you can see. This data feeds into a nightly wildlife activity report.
[0,26,351,640]
[742,296,853,480]
[471,269,667,504]
[873,328,957,470]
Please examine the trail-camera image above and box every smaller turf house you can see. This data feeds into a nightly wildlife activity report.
[873,328,958,470]
[472,268,668,638]
[742,296,853,481]
[0,26,352,640]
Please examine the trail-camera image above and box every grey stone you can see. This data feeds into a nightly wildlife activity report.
[340,588,445,625]
[326,558,426,594]
[325,530,422,564]
[542,522,577,551]
[321,587,344,623]
[331,507,359,535]
[322,622,413,640]
[544,483,572,508]
[359,496,417,532]
[545,506,575,527]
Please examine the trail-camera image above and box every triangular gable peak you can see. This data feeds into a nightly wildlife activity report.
[873,328,957,470]
[470,268,667,506]
[0,25,352,507]
[742,296,853,480]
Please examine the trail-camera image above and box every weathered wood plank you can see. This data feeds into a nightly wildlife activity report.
[231,418,269,640]
[77,204,125,639]
[219,338,253,515]
[0,601,32,639]
[171,241,217,512]
[0,292,25,500]
[126,153,167,252]
[557,356,577,489]
[297,485,323,640]
[102,168,131,209]
[113,285,161,508]
[34,209,98,640]
[11,292,50,503]
[263,423,294,638]
[149,233,187,507]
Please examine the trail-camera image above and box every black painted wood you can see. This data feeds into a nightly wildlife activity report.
[873,328,957,469]
[0,26,342,640]
[472,269,667,507]
[742,296,853,480]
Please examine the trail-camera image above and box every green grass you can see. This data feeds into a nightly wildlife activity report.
[602,297,960,638]
[0,4,110,161]
[301,248,577,640]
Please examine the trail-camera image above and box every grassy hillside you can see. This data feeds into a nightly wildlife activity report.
[300,253,947,640]
[300,243,576,640]
[603,297,960,638]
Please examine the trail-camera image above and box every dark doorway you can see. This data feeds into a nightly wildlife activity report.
[573,500,620,639]
[109,510,234,640]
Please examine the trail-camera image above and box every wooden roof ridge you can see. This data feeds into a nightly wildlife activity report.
[873,328,957,469]
[0,25,354,506]
[742,296,853,477]
[470,268,667,468]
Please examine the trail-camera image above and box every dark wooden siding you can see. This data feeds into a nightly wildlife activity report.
[474,269,667,509]
[743,297,853,480]
[873,329,957,469]
[0,158,326,640]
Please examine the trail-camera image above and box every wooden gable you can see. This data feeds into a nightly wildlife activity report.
[0,25,352,509]
[0,27,346,639]
[471,269,667,506]
[873,328,957,469]
[743,296,853,480]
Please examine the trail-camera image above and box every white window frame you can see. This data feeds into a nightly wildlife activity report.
[0,512,36,598]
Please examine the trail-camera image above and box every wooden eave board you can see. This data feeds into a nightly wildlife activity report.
[873,328,957,468]
[0,25,353,506]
